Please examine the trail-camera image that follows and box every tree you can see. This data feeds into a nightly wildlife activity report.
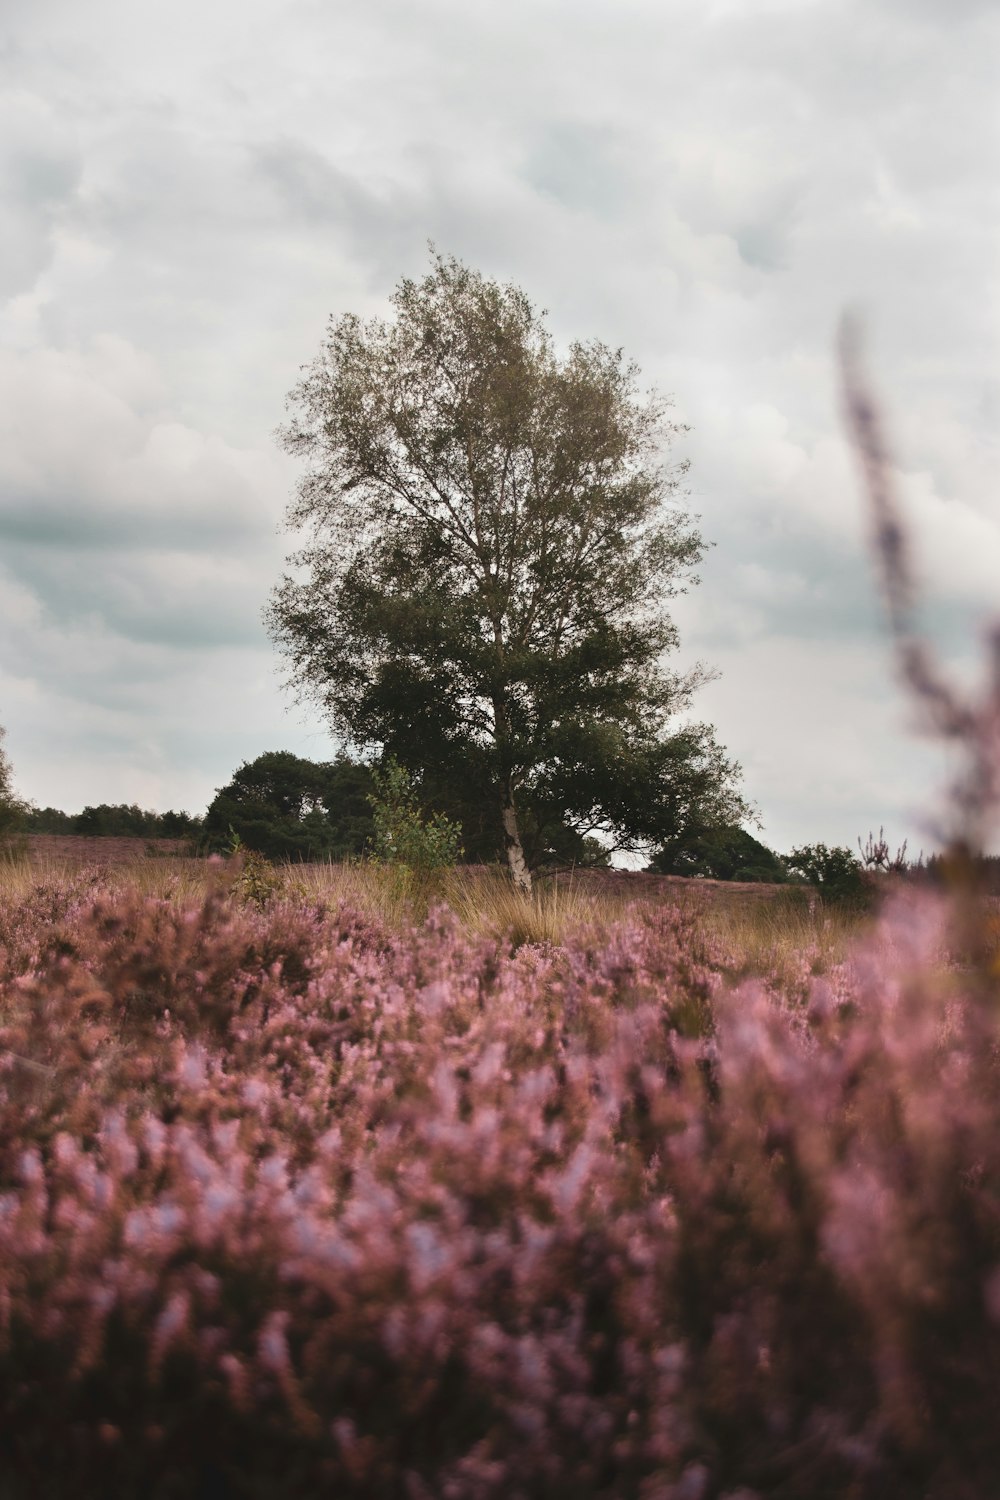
[649,823,786,882]
[74,804,164,838]
[267,250,750,891]
[782,843,869,908]
[202,750,375,862]
[20,806,72,834]
[19,804,202,838]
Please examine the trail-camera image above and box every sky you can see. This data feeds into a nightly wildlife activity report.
[2,0,999,861]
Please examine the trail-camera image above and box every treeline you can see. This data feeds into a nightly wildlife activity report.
[915,849,1000,893]
[10,741,1000,896]
[200,751,793,877]
[20,804,203,839]
[195,752,1000,906]
[4,747,786,876]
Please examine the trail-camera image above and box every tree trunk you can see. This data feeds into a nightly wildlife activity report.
[491,678,531,895]
[501,782,532,894]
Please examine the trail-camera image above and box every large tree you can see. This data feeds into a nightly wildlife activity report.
[267,251,749,890]
[203,750,374,862]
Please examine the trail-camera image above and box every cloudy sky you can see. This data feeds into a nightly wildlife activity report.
[2,0,998,859]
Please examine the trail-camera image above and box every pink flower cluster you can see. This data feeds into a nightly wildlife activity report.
[1,874,998,1497]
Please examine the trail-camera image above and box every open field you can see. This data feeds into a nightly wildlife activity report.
[20,833,199,866]
[2,847,999,1496]
[5,837,881,994]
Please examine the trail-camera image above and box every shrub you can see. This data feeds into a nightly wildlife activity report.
[368,758,463,870]
[229,847,283,909]
[783,841,872,909]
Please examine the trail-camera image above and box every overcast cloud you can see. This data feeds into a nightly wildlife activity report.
[1,0,998,857]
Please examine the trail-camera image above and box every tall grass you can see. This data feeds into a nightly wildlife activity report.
[0,850,210,904]
[293,861,647,949]
[695,887,876,987]
[4,848,876,978]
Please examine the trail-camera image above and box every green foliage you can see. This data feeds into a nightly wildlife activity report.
[783,843,870,907]
[409,772,614,870]
[15,804,69,833]
[231,848,283,909]
[202,751,375,862]
[19,803,202,838]
[648,823,786,881]
[267,248,750,881]
[0,730,19,836]
[0,728,30,855]
[368,758,463,873]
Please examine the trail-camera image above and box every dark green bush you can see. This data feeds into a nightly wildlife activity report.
[202,751,375,862]
[782,842,872,908]
[648,824,786,881]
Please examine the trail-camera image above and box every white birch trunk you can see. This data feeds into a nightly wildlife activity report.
[501,786,532,894]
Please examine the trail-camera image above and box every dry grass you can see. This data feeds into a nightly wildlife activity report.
[0,848,210,903]
[441,866,635,946]
[277,860,880,976]
[0,844,883,980]
[275,859,622,945]
[695,888,876,985]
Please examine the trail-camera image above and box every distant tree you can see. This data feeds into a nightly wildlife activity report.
[782,843,869,907]
[918,849,1000,895]
[74,804,154,837]
[202,751,375,862]
[20,807,73,833]
[266,249,750,891]
[19,804,202,838]
[649,823,786,882]
[156,809,204,838]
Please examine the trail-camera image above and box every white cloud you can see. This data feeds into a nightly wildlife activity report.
[0,84,82,297]
[0,337,289,552]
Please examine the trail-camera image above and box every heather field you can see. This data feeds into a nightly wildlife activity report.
[2,855,999,1498]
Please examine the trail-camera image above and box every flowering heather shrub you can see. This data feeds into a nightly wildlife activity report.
[1,871,1000,1498]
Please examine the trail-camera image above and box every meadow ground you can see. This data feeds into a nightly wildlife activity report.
[1,840,999,1498]
[12,833,871,978]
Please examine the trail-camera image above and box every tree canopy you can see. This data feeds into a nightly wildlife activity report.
[649,823,785,882]
[202,751,374,862]
[21,804,203,838]
[267,250,750,889]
